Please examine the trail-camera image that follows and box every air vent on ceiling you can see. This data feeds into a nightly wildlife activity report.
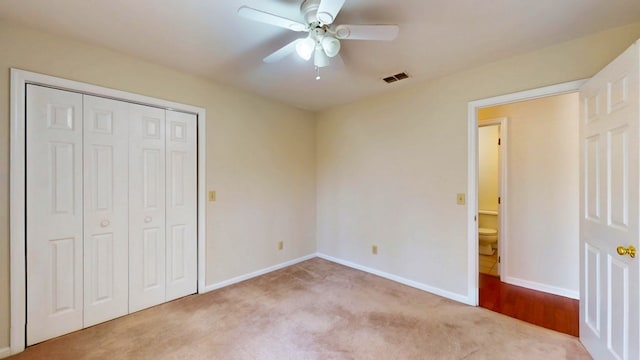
[383,72,410,84]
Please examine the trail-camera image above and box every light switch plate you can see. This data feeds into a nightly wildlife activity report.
[456,193,465,205]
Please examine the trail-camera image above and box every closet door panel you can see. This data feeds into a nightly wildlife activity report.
[165,111,197,301]
[26,85,84,345]
[83,95,129,326]
[129,104,167,312]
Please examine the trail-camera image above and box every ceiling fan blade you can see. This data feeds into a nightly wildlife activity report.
[238,6,307,32]
[334,24,399,41]
[317,0,346,24]
[263,39,302,63]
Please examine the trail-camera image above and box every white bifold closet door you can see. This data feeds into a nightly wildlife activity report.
[26,85,197,345]
[128,105,167,312]
[83,95,130,327]
[26,85,84,345]
[128,106,197,312]
[165,110,197,301]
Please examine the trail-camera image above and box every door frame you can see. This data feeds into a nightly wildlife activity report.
[467,79,586,305]
[477,118,506,278]
[9,69,207,354]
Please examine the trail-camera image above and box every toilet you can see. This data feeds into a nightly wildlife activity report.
[479,227,498,255]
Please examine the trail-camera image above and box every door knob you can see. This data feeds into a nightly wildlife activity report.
[100,220,110,227]
[144,216,152,223]
[617,245,636,258]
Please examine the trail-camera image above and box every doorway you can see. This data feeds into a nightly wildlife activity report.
[477,119,505,278]
[467,80,585,306]
[470,85,582,335]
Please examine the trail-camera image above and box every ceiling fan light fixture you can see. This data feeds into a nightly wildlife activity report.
[237,1,400,78]
[295,36,315,61]
[314,46,330,67]
[321,36,341,57]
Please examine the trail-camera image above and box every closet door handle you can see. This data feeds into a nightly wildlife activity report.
[144,216,152,223]
[100,220,110,228]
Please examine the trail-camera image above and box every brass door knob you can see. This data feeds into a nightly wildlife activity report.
[617,245,636,258]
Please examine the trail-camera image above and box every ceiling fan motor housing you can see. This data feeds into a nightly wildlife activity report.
[301,0,325,24]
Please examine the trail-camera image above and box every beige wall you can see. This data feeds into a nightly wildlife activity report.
[317,23,640,298]
[479,93,580,294]
[478,124,500,213]
[0,20,317,349]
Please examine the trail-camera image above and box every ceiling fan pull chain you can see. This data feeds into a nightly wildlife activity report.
[315,66,321,80]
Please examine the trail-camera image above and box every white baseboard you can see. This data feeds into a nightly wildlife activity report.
[200,253,317,293]
[503,276,579,300]
[0,347,11,359]
[199,251,483,305]
[317,253,473,305]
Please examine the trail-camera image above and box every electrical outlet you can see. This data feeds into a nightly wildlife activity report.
[278,241,284,250]
[372,245,378,255]
[456,193,465,205]
[208,190,216,202]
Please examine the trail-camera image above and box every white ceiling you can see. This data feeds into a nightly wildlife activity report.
[1,0,640,111]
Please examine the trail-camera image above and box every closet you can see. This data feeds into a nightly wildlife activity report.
[25,85,197,345]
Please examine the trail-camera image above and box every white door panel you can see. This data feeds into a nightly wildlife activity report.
[26,85,84,345]
[580,39,639,360]
[129,104,167,312]
[83,95,129,326]
[165,111,197,301]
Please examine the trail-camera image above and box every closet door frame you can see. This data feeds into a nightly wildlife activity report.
[9,68,207,355]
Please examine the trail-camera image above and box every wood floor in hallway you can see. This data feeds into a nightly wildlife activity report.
[479,273,579,337]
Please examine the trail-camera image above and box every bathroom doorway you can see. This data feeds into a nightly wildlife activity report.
[468,80,582,333]
[478,119,505,278]
[475,91,580,298]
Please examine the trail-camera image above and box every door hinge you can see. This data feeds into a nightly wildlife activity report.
[498,197,501,205]
[498,256,501,263]
[498,138,501,145]
[474,215,477,221]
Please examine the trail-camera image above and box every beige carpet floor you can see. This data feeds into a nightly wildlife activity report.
[10,258,591,359]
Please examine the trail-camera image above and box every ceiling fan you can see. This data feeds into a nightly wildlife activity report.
[238,0,399,79]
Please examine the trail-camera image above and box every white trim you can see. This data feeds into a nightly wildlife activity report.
[503,276,580,300]
[469,79,587,109]
[9,69,27,355]
[197,97,207,295]
[317,253,473,305]
[468,79,586,306]
[467,98,479,305]
[498,119,507,278]
[201,254,317,293]
[9,69,207,354]
[0,347,11,359]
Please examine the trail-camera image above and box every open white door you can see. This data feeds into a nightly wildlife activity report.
[580,39,639,359]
